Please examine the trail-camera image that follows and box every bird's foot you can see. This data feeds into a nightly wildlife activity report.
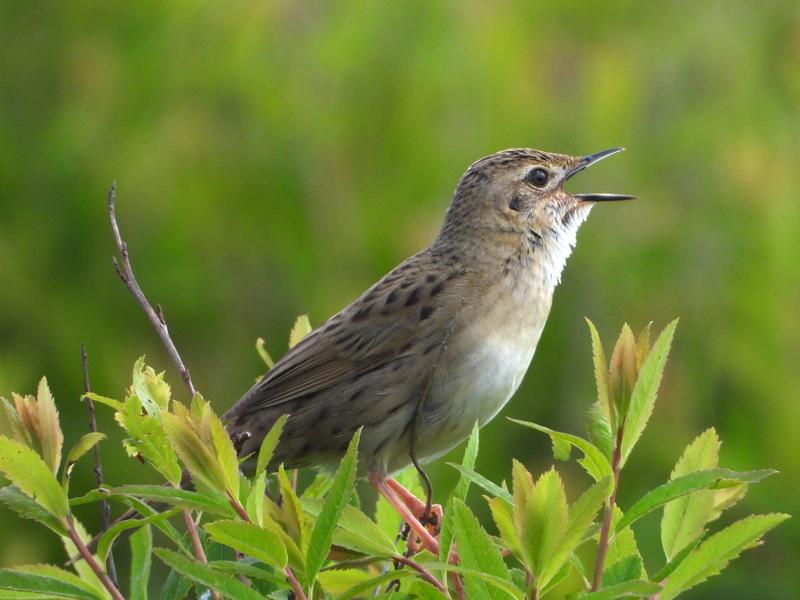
[369,474,440,556]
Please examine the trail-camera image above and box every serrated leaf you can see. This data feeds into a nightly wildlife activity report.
[616,468,775,532]
[520,469,569,589]
[0,397,31,447]
[619,320,678,468]
[0,567,103,600]
[302,499,396,556]
[0,486,68,536]
[255,338,274,369]
[81,393,122,411]
[602,554,643,587]
[35,378,62,474]
[651,537,702,583]
[635,322,652,369]
[129,525,152,600]
[205,520,287,569]
[708,483,748,523]
[0,437,68,520]
[97,506,181,564]
[316,568,371,595]
[488,496,520,560]
[437,496,457,565]
[541,476,612,583]
[246,414,287,525]
[305,429,361,589]
[661,428,720,560]
[289,315,312,349]
[586,402,613,460]
[452,421,479,501]
[509,420,612,482]
[451,498,513,599]
[586,318,614,429]
[161,410,226,492]
[61,433,106,491]
[157,567,192,600]
[415,563,524,600]
[277,466,308,552]
[580,579,661,599]
[448,464,513,504]
[116,396,181,486]
[154,548,263,600]
[660,514,789,600]
[109,484,235,517]
[408,580,450,600]
[605,508,642,571]
[207,405,240,500]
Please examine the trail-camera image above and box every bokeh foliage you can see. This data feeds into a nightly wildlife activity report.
[0,1,798,597]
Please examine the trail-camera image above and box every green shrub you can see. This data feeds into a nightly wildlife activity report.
[0,320,788,599]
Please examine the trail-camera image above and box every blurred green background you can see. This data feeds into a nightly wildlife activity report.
[1,1,798,597]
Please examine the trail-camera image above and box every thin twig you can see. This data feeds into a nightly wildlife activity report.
[284,567,308,600]
[108,183,221,599]
[592,426,624,591]
[80,344,118,588]
[392,555,447,595]
[66,516,125,600]
[108,182,196,397]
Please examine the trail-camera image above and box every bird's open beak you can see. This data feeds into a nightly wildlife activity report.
[566,147,635,202]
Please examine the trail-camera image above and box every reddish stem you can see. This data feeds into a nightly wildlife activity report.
[284,567,308,600]
[592,426,624,591]
[66,516,125,600]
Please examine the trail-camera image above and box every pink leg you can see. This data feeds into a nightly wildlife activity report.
[369,474,439,555]
[385,478,443,530]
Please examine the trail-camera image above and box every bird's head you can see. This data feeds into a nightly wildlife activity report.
[439,147,633,253]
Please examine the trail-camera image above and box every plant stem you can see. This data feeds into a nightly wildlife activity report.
[592,426,624,591]
[284,566,308,600]
[80,344,118,588]
[393,555,448,595]
[181,508,208,563]
[228,492,251,522]
[66,516,125,600]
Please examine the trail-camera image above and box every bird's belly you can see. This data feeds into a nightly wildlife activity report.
[406,323,544,468]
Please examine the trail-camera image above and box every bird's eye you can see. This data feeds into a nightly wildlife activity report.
[526,167,549,188]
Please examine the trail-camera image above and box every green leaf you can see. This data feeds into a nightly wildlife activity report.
[157,568,192,600]
[116,396,182,486]
[81,393,122,411]
[154,548,264,600]
[35,378,63,474]
[608,324,637,423]
[0,486,67,536]
[508,419,613,482]
[130,525,152,600]
[488,496,520,560]
[602,554,644,587]
[419,563,524,600]
[580,579,661,599]
[437,496,457,565]
[305,429,361,589]
[660,514,790,600]
[586,402,613,460]
[207,404,240,500]
[97,506,181,564]
[447,464,512,504]
[208,561,285,586]
[450,498,512,600]
[452,421,479,502]
[61,433,106,490]
[59,517,106,595]
[0,437,68,520]
[619,320,678,468]
[276,466,308,553]
[161,410,227,492]
[337,569,421,600]
[605,508,642,572]
[520,469,569,590]
[205,520,287,569]
[302,499,396,556]
[585,318,614,429]
[408,580,450,600]
[651,537,702,583]
[109,484,235,517]
[255,338,274,369]
[246,414,288,526]
[289,315,312,349]
[616,468,775,532]
[0,567,103,600]
[661,428,720,560]
[541,476,612,584]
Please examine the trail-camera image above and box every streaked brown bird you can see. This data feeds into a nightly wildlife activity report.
[224,147,633,553]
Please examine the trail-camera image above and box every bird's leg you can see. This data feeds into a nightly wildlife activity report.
[385,478,443,534]
[369,474,439,556]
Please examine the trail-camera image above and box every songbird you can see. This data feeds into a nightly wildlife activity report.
[224,147,633,553]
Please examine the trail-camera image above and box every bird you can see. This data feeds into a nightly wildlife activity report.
[224,147,633,553]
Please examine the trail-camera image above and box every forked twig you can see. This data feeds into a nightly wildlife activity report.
[107,183,216,595]
[108,182,196,398]
[80,344,118,588]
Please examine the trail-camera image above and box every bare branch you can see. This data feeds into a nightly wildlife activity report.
[80,344,118,588]
[108,182,196,397]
